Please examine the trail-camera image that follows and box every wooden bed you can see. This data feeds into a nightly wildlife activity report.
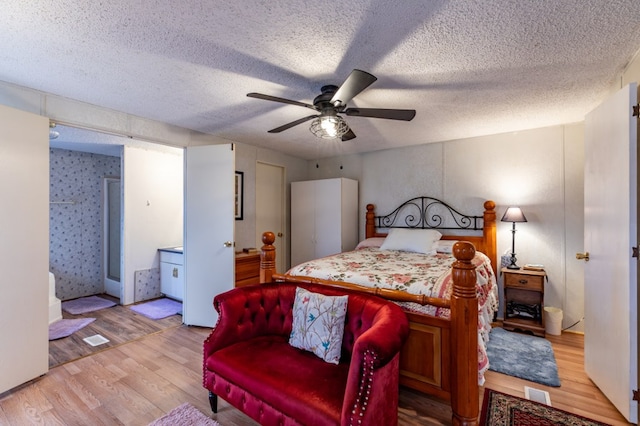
[259,197,497,426]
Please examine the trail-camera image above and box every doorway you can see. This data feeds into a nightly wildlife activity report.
[255,162,286,273]
[103,177,122,299]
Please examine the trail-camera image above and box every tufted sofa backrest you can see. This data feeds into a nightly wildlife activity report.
[213,282,403,361]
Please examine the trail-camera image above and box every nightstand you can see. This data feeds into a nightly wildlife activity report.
[235,252,260,287]
[502,267,546,337]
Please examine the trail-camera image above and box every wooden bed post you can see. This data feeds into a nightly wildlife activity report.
[260,231,277,284]
[450,241,479,426]
[482,200,497,274]
[365,204,376,239]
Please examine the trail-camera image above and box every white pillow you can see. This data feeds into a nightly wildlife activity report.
[289,287,348,364]
[435,239,458,254]
[379,228,442,254]
[354,237,386,250]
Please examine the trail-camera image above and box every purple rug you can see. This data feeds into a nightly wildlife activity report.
[49,318,96,340]
[62,295,116,315]
[148,403,220,426]
[130,298,182,320]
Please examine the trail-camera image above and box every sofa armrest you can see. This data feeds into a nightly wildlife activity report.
[203,284,296,358]
[351,306,409,367]
[341,305,409,426]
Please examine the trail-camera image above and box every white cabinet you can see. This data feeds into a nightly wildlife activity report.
[291,178,358,266]
[159,248,184,301]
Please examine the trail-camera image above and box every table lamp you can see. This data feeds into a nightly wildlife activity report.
[501,206,527,269]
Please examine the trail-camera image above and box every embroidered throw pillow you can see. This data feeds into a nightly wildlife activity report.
[289,287,348,364]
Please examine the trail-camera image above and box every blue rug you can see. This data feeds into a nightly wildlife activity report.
[486,328,561,387]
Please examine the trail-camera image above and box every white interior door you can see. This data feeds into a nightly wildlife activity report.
[583,83,638,423]
[184,144,235,327]
[255,162,286,273]
[0,105,49,393]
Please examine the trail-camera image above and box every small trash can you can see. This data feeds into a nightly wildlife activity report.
[544,307,563,335]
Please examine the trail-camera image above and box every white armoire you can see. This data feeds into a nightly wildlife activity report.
[290,178,358,266]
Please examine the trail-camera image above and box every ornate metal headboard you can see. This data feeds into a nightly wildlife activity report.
[373,196,483,231]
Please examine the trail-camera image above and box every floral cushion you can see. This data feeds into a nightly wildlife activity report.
[289,287,348,364]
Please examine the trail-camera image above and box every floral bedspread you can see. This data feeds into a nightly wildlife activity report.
[286,247,499,384]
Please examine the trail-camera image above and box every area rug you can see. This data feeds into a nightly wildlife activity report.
[148,403,221,426]
[62,295,116,315]
[130,298,182,320]
[486,327,561,387]
[480,388,610,425]
[48,318,96,340]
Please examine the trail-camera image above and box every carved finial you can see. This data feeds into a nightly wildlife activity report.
[453,241,475,261]
[484,200,496,211]
[262,231,275,245]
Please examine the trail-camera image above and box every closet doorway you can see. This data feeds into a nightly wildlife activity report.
[103,177,122,298]
[255,162,286,273]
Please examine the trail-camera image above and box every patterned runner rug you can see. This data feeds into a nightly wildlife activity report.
[148,403,220,426]
[480,388,611,425]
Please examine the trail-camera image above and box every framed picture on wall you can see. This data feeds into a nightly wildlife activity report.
[235,171,244,220]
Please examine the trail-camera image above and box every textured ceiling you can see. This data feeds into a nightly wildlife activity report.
[2,1,640,160]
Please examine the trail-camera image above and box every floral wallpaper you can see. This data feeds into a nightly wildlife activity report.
[49,148,121,301]
[134,268,161,302]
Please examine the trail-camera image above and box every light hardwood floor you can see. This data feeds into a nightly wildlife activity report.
[49,295,182,369]
[0,315,632,425]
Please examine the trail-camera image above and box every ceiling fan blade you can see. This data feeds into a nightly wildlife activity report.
[267,115,319,133]
[341,128,356,141]
[344,108,416,121]
[330,69,377,107]
[247,93,318,111]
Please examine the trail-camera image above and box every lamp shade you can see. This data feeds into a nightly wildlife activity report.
[501,206,527,223]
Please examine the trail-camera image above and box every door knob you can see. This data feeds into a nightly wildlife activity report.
[277,232,283,237]
[223,241,233,247]
[576,252,590,261]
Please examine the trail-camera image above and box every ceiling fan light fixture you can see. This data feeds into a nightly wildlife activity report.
[309,115,349,139]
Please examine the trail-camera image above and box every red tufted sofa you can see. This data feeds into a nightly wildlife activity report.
[203,281,410,426]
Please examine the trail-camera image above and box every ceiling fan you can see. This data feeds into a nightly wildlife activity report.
[247,69,416,141]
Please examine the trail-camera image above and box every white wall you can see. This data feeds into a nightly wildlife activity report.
[122,146,183,305]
